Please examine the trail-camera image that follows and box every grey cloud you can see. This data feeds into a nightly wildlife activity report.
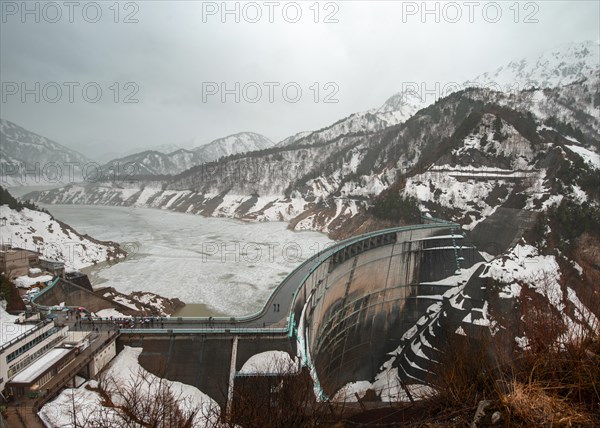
[1,0,598,160]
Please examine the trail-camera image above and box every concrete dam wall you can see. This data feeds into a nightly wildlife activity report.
[101,223,487,405]
[290,224,484,398]
[119,333,294,408]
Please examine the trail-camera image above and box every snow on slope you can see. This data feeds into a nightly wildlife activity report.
[102,132,275,176]
[0,118,91,185]
[375,89,430,125]
[39,346,220,428]
[482,243,562,305]
[470,40,600,91]
[0,205,123,270]
[565,144,600,169]
[480,241,599,349]
[193,131,274,156]
[276,130,313,147]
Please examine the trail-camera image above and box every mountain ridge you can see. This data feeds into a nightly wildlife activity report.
[0,118,92,187]
[100,131,275,176]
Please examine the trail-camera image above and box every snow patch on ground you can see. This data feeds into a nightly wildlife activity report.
[403,169,512,230]
[369,357,436,402]
[332,381,374,402]
[112,296,140,311]
[96,308,129,318]
[481,243,562,309]
[39,346,220,427]
[566,145,600,169]
[14,274,53,289]
[239,350,299,375]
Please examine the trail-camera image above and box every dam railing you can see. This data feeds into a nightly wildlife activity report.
[30,219,458,332]
[29,276,61,312]
[118,327,289,335]
[28,219,461,400]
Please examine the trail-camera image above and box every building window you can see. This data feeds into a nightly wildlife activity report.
[6,327,63,363]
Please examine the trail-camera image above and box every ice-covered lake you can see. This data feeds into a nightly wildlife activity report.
[41,205,333,316]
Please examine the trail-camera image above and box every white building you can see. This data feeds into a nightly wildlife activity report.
[0,321,68,398]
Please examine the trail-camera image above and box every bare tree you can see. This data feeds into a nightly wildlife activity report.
[54,367,219,428]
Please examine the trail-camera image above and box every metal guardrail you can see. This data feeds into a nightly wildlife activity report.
[25,222,458,393]
[28,276,60,312]
[119,328,288,335]
[160,221,459,327]
[234,371,297,378]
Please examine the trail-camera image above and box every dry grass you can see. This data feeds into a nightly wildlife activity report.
[503,380,596,427]
[501,334,600,427]
[411,318,600,428]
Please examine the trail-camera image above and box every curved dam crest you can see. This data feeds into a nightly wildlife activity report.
[290,223,486,398]
[35,221,487,405]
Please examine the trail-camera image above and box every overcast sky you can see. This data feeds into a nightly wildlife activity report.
[1,0,599,160]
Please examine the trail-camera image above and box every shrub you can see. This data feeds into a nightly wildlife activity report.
[369,194,421,223]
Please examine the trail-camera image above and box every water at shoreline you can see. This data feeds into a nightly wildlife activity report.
[172,303,225,317]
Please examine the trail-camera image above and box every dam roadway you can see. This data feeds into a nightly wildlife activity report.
[39,221,477,405]
[80,221,458,333]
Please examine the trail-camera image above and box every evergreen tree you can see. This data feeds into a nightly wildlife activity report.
[493,116,504,141]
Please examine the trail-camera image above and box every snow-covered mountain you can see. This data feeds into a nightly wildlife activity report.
[192,131,274,155]
[101,149,197,177]
[276,42,598,151]
[23,41,600,399]
[0,119,91,187]
[0,187,125,270]
[29,80,599,235]
[28,42,600,232]
[374,40,600,130]
[127,143,182,156]
[102,132,275,176]
[470,40,600,90]
[78,142,184,164]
